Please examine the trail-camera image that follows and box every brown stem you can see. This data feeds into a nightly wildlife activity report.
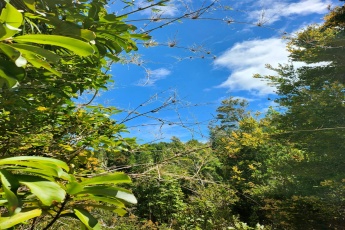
[30,217,38,230]
[43,195,70,230]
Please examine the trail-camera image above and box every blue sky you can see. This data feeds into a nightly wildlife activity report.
[85,0,343,143]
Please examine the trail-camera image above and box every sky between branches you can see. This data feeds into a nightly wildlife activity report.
[88,0,342,143]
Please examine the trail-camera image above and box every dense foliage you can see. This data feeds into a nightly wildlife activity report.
[0,0,150,229]
[0,1,345,229]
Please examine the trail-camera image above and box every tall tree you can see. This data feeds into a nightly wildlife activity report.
[255,5,345,229]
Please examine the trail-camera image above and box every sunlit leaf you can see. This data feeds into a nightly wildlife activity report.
[0,2,23,40]
[74,208,101,230]
[0,156,70,172]
[116,191,137,204]
[13,35,95,56]
[11,43,61,63]
[79,172,131,186]
[76,186,137,204]
[14,55,27,67]
[23,0,36,11]
[0,209,41,229]
[130,33,151,41]
[0,170,19,214]
[114,208,127,216]
[18,175,66,206]
[66,182,84,195]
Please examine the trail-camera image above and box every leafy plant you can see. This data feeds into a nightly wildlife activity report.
[0,156,136,229]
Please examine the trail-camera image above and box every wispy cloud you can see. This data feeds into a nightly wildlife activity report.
[137,68,171,86]
[214,38,289,96]
[136,0,179,16]
[249,0,331,25]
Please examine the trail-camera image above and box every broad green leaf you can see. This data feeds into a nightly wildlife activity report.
[79,185,132,194]
[2,185,19,215]
[18,175,66,206]
[0,70,16,88]
[79,172,131,186]
[115,191,137,204]
[19,52,62,76]
[23,0,36,11]
[0,3,23,40]
[130,33,151,41]
[0,156,70,172]
[0,209,41,229]
[8,166,70,181]
[76,186,137,204]
[0,200,7,205]
[114,208,127,216]
[66,182,84,195]
[0,60,25,87]
[100,14,118,22]
[11,43,61,63]
[0,170,19,214]
[0,169,19,192]
[88,2,101,20]
[56,26,96,42]
[0,43,21,63]
[75,204,118,211]
[76,195,125,208]
[80,172,131,186]
[48,17,96,42]
[15,55,27,67]
[0,164,64,181]
[74,208,101,230]
[13,35,95,56]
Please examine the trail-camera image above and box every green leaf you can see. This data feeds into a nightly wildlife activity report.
[66,182,84,195]
[0,169,19,192]
[114,208,127,216]
[0,43,22,65]
[79,172,131,186]
[23,0,36,11]
[0,209,41,229]
[8,166,70,181]
[76,195,125,208]
[0,3,23,40]
[88,2,101,20]
[0,200,8,205]
[13,35,95,56]
[130,33,151,41]
[75,204,118,211]
[74,208,101,230]
[11,43,61,63]
[18,51,62,76]
[0,68,18,88]
[77,186,137,204]
[0,60,24,88]
[18,175,66,206]
[0,170,20,214]
[115,190,137,204]
[0,156,70,172]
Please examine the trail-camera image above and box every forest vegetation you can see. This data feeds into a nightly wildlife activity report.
[0,0,344,229]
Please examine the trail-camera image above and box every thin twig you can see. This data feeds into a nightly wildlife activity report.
[117,0,170,18]
[43,195,70,230]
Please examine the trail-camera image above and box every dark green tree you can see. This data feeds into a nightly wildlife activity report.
[254,5,345,229]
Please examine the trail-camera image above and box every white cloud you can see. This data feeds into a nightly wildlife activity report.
[249,0,331,25]
[232,96,256,102]
[214,38,289,96]
[137,68,171,86]
[136,0,179,16]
